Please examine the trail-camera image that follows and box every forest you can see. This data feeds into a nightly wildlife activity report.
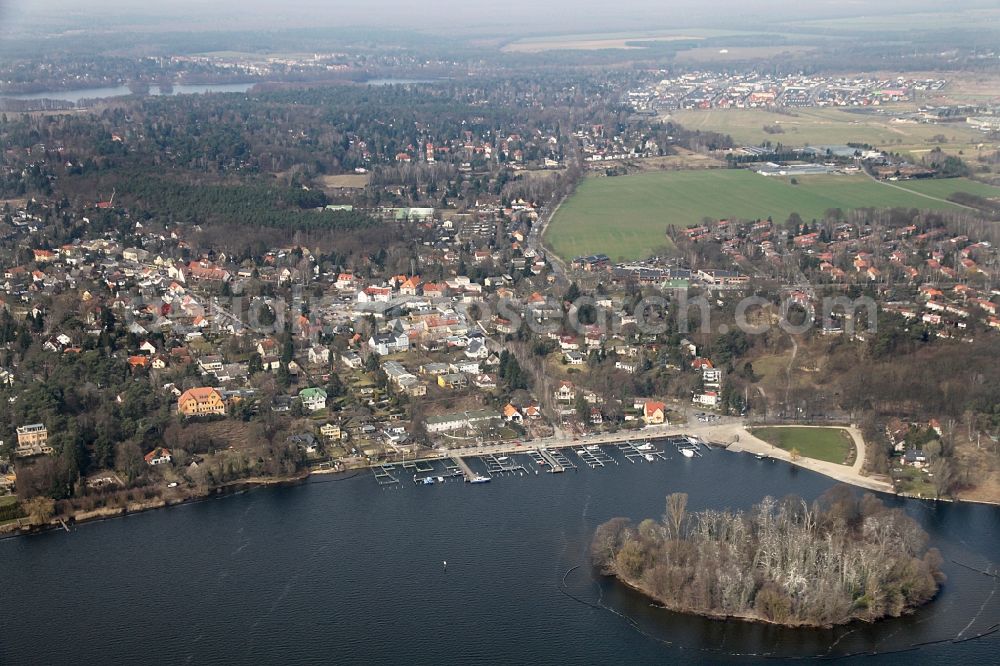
[591,488,944,627]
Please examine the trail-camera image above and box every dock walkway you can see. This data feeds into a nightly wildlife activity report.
[451,456,484,482]
[538,448,566,473]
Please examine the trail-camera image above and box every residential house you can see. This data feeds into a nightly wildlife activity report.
[369,332,410,356]
[177,387,226,417]
[320,422,343,441]
[503,404,523,423]
[14,423,53,457]
[554,380,576,402]
[144,447,173,466]
[464,338,488,360]
[642,401,667,425]
[437,373,467,389]
[299,387,328,411]
[307,345,330,366]
[693,391,719,407]
[341,351,364,369]
[590,407,603,425]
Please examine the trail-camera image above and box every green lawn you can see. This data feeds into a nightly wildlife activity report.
[545,169,974,262]
[0,495,22,525]
[892,177,1000,200]
[751,426,855,465]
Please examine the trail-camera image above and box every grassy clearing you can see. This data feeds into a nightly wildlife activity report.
[0,495,23,525]
[545,169,971,261]
[752,426,854,465]
[892,177,1000,201]
[669,106,992,156]
[318,174,369,189]
[893,466,937,499]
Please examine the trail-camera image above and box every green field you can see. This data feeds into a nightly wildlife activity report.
[751,426,855,465]
[669,107,993,156]
[893,177,1000,200]
[545,170,982,261]
[0,495,22,525]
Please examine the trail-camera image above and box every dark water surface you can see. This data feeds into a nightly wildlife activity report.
[1,448,997,665]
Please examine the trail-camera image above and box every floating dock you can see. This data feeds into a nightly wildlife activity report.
[618,440,667,462]
[574,445,616,469]
[480,454,527,476]
[373,464,400,486]
[669,435,703,457]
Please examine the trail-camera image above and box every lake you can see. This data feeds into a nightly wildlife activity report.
[0,83,258,105]
[0,447,997,664]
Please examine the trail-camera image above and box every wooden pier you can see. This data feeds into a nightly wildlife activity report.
[538,448,566,473]
[451,456,490,482]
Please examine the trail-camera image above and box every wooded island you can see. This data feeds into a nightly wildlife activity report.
[592,487,944,627]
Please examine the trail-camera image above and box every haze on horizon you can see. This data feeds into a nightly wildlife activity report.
[2,0,998,36]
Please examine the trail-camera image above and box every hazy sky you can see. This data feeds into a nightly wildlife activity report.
[1,0,997,34]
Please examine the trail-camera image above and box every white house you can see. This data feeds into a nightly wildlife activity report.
[144,447,173,465]
[369,333,409,356]
[693,391,719,407]
[307,345,330,366]
[464,338,489,360]
[299,387,328,411]
[341,351,363,369]
[554,381,576,402]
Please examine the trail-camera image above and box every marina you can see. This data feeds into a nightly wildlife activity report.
[480,454,528,477]
[573,445,617,469]
[451,456,491,483]
[668,435,705,458]
[373,464,400,486]
[3,442,998,665]
[386,438,698,487]
[617,440,668,463]
[0,436,1000,663]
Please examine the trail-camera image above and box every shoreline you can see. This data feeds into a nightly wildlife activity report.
[3,422,996,539]
[0,472,309,540]
[607,567,931,630]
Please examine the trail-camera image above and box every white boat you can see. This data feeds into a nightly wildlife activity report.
[682,448,695,458]
[636,443,654,451]
[643,453,655,462]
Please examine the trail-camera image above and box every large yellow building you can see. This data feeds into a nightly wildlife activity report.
[177,387,226,417]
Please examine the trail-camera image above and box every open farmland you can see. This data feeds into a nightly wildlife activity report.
[669,106,992,157]
[544,169,978,261]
